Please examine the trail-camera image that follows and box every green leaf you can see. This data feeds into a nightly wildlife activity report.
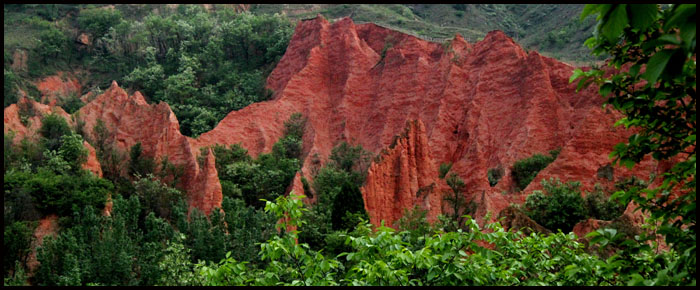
[581,4,601,20]
[628,4,659,30]
[664,4,696,30]
[584,37,598,49]
[569,68,585,83]
[657,34,681,45]
[641,49,673,85]
[602,5,629,42]
[679,21,696,51]
[597,4,614,21]
[599,82,614,97]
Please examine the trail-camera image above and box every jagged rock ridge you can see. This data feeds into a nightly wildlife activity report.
[4,15,662,227]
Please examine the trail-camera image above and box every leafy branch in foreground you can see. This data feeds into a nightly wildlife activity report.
[571,4,695,285]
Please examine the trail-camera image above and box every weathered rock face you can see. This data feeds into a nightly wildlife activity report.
[361,120,445,227]
[5,16,664,225]
[36,73,82,106]
[192,16,660,224]
[498,206,552,236]
[4,96,71,142]
[26,215,59,275]
[83,141,103,177]
[75,81,222,215]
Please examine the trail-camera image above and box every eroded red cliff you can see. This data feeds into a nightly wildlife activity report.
[35,72,81,106]
[75,81,222,215]
[6,16,666,226]
[361,120,445,227]
[4,97,102,176]
[192,16,661,225]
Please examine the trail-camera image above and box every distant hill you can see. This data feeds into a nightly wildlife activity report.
[250,4,605,66]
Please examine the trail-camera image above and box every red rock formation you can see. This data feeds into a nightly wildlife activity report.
[83,141,103,177]
[26,215,59,275]
[35,72,81,106]
[189,148,223,215]
[4,96,71,142]
[361,120,444,227]
[5,16,667,224]
[192,16,661,224]
[76,81,222,215]
[4,96,103,177]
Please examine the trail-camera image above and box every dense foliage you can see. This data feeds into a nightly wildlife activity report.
[524,178,588,233]
[298,141,371,252]
[511,148,560,191]
[487,165,504,187]
[4,5,294,137]
[572,3,695,285]
[210,114,304,209]
[187,193,685,286]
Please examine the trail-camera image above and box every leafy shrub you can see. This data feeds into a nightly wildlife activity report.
[438,162,453,179]
[3,221,37,276]
[39,113,72,152]
[327,141,371,182]
[511,149,560,191]
[4,169,113,216]
[394,205,435,248]
[57,133,89,174]
[133,174,183,220]
[196,192,690,286]
[58,93,84,114]
[331,179,368,231]
[35,26,69,63]
[128,142,156,178]
[487,165,504,187]
[524,178,587,233]
[35,195,141,286]
[283,112,306,140]
[584,186,625,221]
[77,7,123,40]
[4,69,19,108]
[298,142,371,248]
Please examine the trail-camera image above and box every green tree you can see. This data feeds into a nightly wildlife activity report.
[128,142,156,178]
[511,149,559,191]
[36,27,68,62]
[437,163,475,231]
[3,221,36,277]
[58,132,89,174]
[524,178,587,233]
[39,113,72,152]
[583,186,625,221]
[4,69,19,108]
[77,7,124,40]
[132,174,183,220]
[572,4,695,284]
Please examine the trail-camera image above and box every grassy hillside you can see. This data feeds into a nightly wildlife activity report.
[250,4,605,65]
